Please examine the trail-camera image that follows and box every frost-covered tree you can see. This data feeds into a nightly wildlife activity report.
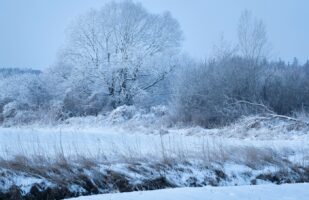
[0,72,52,125]
[56,0,182,112]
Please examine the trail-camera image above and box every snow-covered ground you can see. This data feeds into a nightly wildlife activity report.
[0,125,308,165]
[1,106,308,162]
[0,108,309,199]
[69,183,309,200]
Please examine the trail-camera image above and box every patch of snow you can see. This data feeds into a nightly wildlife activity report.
[0,168,52,194]
[68,183,309,200]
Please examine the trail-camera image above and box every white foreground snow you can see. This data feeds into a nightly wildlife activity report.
[69,184,309,200]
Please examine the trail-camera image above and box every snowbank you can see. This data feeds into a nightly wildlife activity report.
[62,105,170,133]
[61,108,309,140]
[69,183,309,200]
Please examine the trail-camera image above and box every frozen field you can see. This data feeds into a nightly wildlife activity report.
[1,107,308,162]
[1,114,309,199]
[70,183,309,200]
[0,125,308,164]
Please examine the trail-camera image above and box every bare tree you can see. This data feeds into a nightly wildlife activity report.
[238,10,269,62]
[237,10,270,99]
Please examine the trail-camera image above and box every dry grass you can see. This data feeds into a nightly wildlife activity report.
[0,137,303,173]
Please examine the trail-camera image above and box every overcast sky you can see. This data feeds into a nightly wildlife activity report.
[0,0,308,69]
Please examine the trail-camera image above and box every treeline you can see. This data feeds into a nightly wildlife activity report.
[0,68,41,77]
[173,57,309,127]
[0,1,308,127]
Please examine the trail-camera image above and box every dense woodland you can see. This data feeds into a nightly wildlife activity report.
[1,1,309,127]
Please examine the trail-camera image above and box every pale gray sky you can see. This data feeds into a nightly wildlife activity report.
[0,0,308,69]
